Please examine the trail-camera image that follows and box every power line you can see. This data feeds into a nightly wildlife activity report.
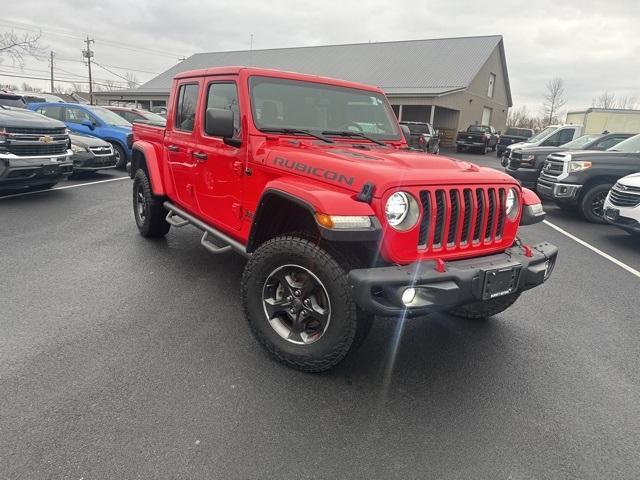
[0,71,130,89]
[0,19,185,59]
[92,61,140,86]
[27,54,160,75]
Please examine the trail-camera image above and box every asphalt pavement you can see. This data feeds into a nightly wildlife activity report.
[1,161,639,479]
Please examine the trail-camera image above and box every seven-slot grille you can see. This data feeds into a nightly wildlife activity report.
[609,183,640,208]
[417,187,507,251]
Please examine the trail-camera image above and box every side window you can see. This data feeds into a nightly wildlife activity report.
[487,73,496,98]
[65,107,92,124]
[37,105,63,121]
[175,83,199,132]
[557,129,575,144]
[596,136,626,150]
[204,82,240,138]
[541,132,561,146]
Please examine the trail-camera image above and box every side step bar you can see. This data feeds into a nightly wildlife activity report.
[163,201,249,258]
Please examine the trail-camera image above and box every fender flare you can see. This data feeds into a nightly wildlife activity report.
[247,177,379,252]
[131,140,165,195]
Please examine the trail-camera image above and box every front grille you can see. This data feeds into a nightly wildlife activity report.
[5,143,67,156]
[418,186,506,251]
[89,145,113,156]
[541,159,564,177]
[609,184,640,208]
[6,127,66,135]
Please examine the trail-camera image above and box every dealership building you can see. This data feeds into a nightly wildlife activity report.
[95,35,512,143]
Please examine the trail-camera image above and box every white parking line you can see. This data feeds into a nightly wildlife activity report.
[543,220,640,279]
[0,176,129,200]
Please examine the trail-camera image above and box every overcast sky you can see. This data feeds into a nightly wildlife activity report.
[1,0,639,113]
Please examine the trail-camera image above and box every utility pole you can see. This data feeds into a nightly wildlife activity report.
[50,51,54,93]
[82,36,95,105]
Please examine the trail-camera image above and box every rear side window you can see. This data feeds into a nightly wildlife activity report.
[37,105,64,121]
[175,83,199,132]
[596,136,628,150]
[205,82,240,137]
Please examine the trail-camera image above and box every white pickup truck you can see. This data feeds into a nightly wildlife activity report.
[501,124,583,166]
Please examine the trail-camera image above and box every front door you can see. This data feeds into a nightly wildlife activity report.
[481,107,492,126]
[64,106,100,135]
[165,81,202,211]
[193,79,244,231]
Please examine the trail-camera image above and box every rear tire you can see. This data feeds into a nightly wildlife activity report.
[241,236,360,372]
[578,183,612,223]
[447,293,521,320]
[132,168,170,238]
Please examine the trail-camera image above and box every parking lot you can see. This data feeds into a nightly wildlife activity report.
[1,154,639,479]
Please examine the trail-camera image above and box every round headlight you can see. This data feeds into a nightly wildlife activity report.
[505,188,519,219]
[385,191,419,231]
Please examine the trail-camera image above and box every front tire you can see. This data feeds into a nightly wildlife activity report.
[111,142,126,169]
[578,184,612,223]
[241,236,359,372]
[447,293,521,320]
[132,168,170,238]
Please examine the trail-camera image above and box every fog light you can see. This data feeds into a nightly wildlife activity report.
[402,287,417,306]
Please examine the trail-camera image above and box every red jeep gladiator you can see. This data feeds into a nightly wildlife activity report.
[130,67,557,372]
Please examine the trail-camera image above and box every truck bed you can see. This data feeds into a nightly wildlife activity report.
[133,121,166,144]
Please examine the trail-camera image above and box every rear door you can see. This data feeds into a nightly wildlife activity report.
[164,80,202,211]
[192,78,244,231]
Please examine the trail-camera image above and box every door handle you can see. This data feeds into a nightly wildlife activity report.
[167,145,179,152]
[192,152,208,161]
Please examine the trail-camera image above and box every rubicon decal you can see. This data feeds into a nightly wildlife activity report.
[272,157,355,186]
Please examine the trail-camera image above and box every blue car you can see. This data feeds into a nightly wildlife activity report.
[28,102,133,168]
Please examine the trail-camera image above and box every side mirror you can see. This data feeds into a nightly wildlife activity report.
[205,108,235,139]
[399,124,411,143]
[82,120,95,130]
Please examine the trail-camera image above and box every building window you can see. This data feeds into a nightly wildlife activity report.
[481,107,492,126]
[487,73,496,98]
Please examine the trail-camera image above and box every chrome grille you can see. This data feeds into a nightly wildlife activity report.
[418,187,506,251]
[88,145,114,156]
[609,184,640,208]
[6,127,66,135]
[541,159,564,177]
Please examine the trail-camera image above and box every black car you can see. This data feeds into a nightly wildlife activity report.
[399,121,440,154]
[455,125,499,154]
[69,133,117,174]
[0,102,73,191]
[496,127,534,157]
[505,133,634,189]
[537,134,640,223]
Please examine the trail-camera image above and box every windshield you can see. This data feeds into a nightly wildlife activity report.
[562,134,602,149]
[468,126,489,133]
[607,134,640,153]
[250,76,400,140]
[87,106,132,126]
[0,95,27,108]
[527,126,557,143]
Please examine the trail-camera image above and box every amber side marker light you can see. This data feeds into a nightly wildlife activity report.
[315,213,372,229]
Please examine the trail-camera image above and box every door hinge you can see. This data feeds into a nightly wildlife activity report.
[231,202,242,218]
[233,161,244,176]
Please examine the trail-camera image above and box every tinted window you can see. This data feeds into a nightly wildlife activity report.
[402,123,428,134]
[175,84,199,132]
[595,136,628,150]
[65,107,93,124]
[205,82,240,137]
[505,128,533,137]
[468,126,490,133]
[0,95,26,108]
[557,128,575,144]
[36,105,64,121]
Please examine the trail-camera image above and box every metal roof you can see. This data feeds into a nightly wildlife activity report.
[101,35,510,102]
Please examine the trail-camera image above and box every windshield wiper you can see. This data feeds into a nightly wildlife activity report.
[322,130,387,146]
[259,127,334,143]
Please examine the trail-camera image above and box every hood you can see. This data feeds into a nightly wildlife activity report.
[618,172,640,187]
[508,141,532,150]
[260,140,518,196]
[517,145,566,155]
[0,107,66,129]
[550,150,640,161]
[69,132,110,147]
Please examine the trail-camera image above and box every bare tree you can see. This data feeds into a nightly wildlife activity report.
[101,79,119,91]
[71,82,85,93]
[20,82,41,92]
[592,91,616,109]
[615,94,639,110]
[0,29,45,67]
[125,72,139,89]
[543,77,568,126]
[507,106,545,131]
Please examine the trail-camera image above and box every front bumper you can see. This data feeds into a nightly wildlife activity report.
[603,199,640,234]
[71,151,117,171]
[0,151,73,189]
[505,166,539,189]
[536,177,582,203]
[348,242,558,317]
